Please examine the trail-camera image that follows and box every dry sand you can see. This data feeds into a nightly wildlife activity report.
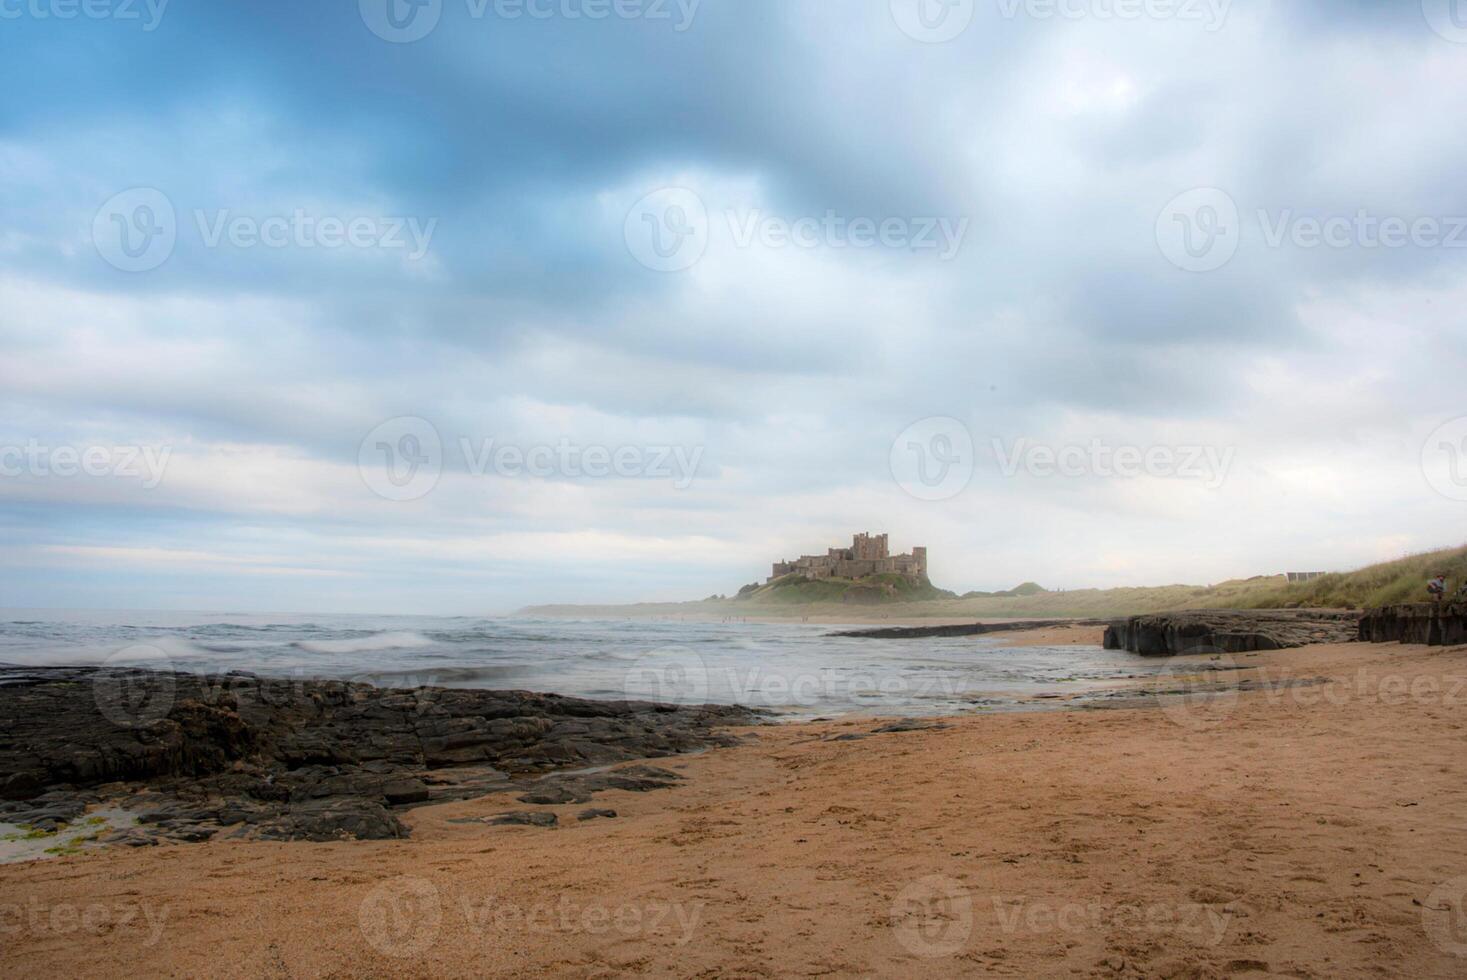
[4,639,1467,978]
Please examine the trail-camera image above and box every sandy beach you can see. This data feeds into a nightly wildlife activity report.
[3,633,1466,978]
[11,2,1464,976]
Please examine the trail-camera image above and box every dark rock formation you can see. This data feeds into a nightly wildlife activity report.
[830,619,1103,640]
[449,811,559,828]
[256,799,407,842]
[1358,603,1467,646]
[514,765,683,806]
[0,666,760,843]
[578,808,617,821]
[1102,610,1359,656]
[870,718,949,734]
[488,812,558,828]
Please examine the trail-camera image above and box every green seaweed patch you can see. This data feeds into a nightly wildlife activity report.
[43,832,98,856]
[2,825,59,841]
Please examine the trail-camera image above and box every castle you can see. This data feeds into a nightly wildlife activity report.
[769,532,928,584]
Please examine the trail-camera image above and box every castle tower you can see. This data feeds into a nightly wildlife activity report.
[851,532,890,561]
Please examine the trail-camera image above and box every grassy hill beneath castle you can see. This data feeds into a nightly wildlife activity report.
[735,572,959,605]
[520,544,1467,621]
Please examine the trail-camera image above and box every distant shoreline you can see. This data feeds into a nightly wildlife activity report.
[520,544,1467,622]
[516,603,1082,628]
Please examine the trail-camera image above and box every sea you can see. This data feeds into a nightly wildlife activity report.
[0,610,1171,720]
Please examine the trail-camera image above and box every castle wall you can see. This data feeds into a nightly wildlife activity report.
[768,533,926,584]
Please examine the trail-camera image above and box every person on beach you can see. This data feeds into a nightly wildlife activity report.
[1428,574,1447,604]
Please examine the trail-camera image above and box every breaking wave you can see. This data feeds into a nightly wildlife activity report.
[291,631,436,655]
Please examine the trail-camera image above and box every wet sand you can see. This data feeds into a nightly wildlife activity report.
[983,623,1106,647]
[3,639,1467,977]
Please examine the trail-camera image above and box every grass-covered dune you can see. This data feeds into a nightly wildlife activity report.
[521,544,1467,621]
[734,572,957,605]
[1214,543,1467,611]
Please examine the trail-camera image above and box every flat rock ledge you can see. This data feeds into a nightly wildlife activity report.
[1358,603,1467,646]
[830,619,1104,640]
[1102,610,1359,656]
[0,666,761,844]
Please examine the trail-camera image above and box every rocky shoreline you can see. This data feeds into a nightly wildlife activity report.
[828,619,1105,639]
[1358,602,1467,646]
[1102,609,1360,656]
[0,666,762,847]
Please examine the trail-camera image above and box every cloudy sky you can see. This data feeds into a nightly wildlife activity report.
[3,0,1466,614]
